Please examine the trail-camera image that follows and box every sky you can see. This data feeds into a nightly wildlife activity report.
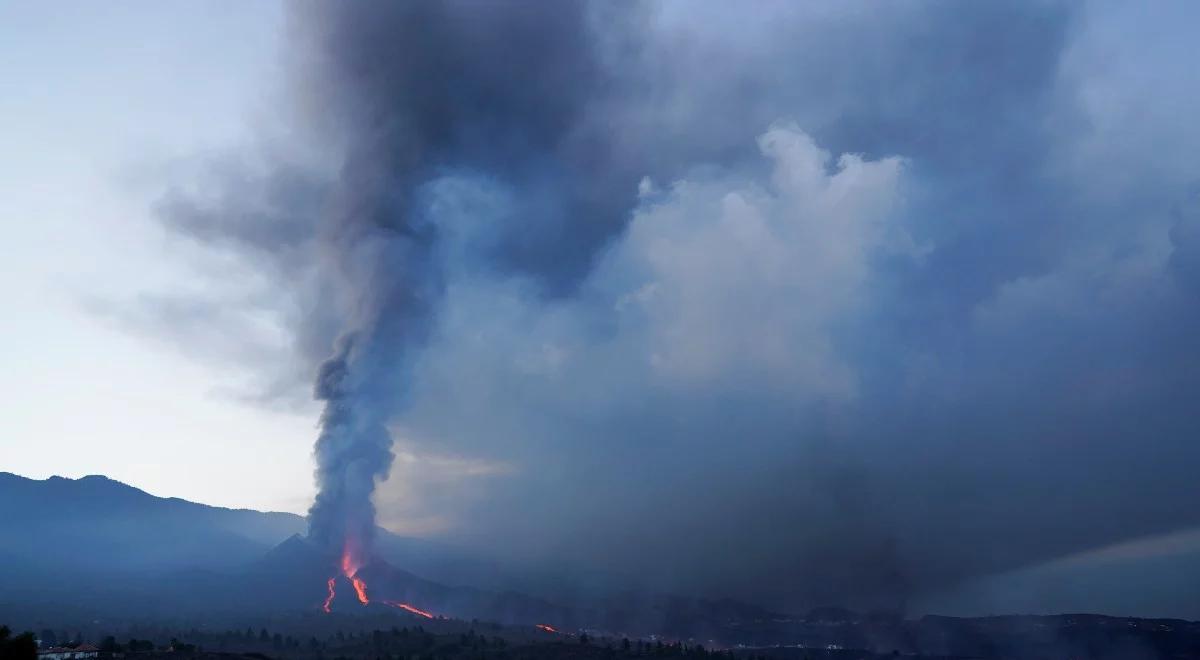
[2,0,1200,616]
[0,0,317,514]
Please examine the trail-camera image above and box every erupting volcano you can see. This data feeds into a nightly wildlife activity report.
[319,540,433,617]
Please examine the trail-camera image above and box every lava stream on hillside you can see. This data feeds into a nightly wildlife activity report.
[381,601,436,619]
[320,540,434,618]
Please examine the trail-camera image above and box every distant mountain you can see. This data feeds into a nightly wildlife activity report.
[0,472,569,625]
[0,471,306,574]
[0,471,520,587]
[0,468,605,630]
[0,472,622,605]
[0,471,797,639]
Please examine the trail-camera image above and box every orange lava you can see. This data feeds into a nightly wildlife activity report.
[536,624,558,633]
[322,538,371,612]
[341,541,363,578]
[351,575,370,604]
[382,600,436,619]
[322,577,336,613]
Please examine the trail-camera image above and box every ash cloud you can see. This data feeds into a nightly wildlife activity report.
[258,1,640,556]
[149,0,1200,612]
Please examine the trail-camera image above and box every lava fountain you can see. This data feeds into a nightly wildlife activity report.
[341,540,370,605]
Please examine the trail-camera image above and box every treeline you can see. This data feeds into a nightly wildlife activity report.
[583,636,739,659]
[50,624,756,660]
[1,625,37,660]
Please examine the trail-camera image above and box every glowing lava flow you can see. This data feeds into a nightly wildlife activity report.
[535,624,558,633]
[350,575,369,604]
[322,578,336,613]
[321,540,433,618]
[382,601,436,619]
[341,542,369,602]
[321,540,371,611]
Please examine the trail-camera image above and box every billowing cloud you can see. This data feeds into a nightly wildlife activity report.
[138,0,1200,613]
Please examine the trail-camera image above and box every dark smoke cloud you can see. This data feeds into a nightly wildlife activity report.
[146,0,1200,613]
[272,1,641,554]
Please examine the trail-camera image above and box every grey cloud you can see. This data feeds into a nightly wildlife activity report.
[142,0,1200,614]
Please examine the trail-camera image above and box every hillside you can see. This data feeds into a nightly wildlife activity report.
[0,472,306,573]
[0,472,639,610]
[0,472,779,639]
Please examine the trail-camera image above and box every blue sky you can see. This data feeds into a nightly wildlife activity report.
[0,0,317,513]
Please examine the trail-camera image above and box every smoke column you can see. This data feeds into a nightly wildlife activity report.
[299,1,629,562]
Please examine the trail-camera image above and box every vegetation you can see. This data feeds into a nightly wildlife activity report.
[6,623,750,660]
[0,625,37,660]
[12,613,1200,659]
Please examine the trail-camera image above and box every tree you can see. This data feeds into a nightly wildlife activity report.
[1,626,38,660]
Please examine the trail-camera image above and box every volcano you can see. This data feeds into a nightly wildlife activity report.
[0,473,784,638]
[247,535,573,625]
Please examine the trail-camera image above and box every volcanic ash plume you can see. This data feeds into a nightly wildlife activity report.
[298,0,620,574]
[307,334,394,567]
[306,240,434,608]
[302,175,438,567]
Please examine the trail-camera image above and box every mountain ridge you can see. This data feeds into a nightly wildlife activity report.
[0,470,638,605]
[0,470,306,520]
[0,470,797,638]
